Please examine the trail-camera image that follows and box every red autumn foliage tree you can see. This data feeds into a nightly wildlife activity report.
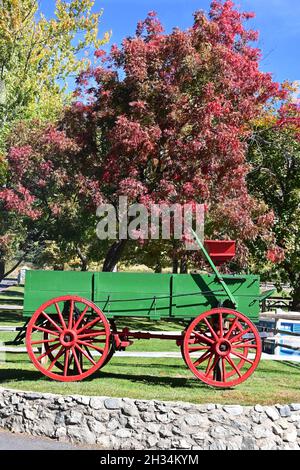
[1,1,286,273]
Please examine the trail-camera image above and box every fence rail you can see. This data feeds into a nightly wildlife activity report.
[260,312,300,321]
[0,326,23,332]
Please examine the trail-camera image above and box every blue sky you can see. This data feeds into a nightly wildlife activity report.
[41,0,300,85]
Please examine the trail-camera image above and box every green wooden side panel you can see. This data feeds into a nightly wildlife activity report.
[23,271,93,317]
[93,272,172,320]
[172,274,260,321]
[23,270,261,322]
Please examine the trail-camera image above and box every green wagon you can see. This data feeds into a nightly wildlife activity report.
[22,231,273,388]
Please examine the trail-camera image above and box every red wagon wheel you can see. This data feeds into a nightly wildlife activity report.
[181,318,250,378]
[182,308,262,388]
[26,295,111,382]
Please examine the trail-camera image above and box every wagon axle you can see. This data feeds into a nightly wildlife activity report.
[115,328,184,345]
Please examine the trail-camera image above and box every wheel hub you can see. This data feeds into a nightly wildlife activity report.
[215,339,232,357]
[60,329,77,348]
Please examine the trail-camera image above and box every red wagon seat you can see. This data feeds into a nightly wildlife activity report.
[204,240,236,266]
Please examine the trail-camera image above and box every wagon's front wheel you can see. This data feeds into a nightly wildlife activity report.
[26,295,111,382]
[182,308,262,388]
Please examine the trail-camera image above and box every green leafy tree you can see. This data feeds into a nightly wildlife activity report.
[247,100,300,309]
[0,0,109,149]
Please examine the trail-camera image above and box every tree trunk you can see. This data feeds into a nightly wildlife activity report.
[172,258,179,274]
[76,246,88,272]
[154,262,162,273]
[102,240,128,272]
[291,283,300,311]
[180,257,188,274]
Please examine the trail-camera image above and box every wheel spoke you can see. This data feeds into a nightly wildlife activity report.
[225,356,242,378]
[231,350,254,365]
[77,330,107,339]
[32,325,60,336]
[193,350,213,367]
[221,357,226,381]
[77,316,102,334]
[37,342,60,361]
[48,347,65,371]
[205,354,220,377]
[41,312,62,333]
[31,338,58,345]
[68,300,75,329]
[231,327,252,344]
[232,342,257,349]
[224,317,239,339]
[72,347,83,375]
[55,302,67,329]
[64,349,70,376]
[192,331,214,345]
[203,317,219,341]
[205,353,214,376]
[83,344,95,362]
[219,312,224,338]
[77,340,104,353]
[75,344,96,365]
[73,305,89,330]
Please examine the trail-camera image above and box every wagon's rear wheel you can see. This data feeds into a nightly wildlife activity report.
[26,295,111,382]
[182,308,261,388]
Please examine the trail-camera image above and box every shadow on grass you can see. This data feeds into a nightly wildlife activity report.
[0,312,23,324]
[282,361,300,371]
[109,357,185,370]
[0,289,24,298]
[0,368,43,382]
[0,367,206,390]
[97,370,202,388]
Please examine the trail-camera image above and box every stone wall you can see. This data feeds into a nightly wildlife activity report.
[0,387,300,450]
